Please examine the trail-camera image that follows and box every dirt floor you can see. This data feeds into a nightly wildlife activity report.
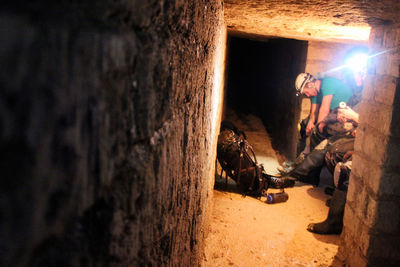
[203,111,344,267]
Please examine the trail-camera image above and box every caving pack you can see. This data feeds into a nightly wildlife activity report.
[216,121,293,198]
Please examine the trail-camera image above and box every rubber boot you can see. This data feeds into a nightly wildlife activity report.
[266,174,295,189]
[285,146,327,185]
[307,189,347,234]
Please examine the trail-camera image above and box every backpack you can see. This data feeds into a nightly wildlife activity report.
[217,121,292,196]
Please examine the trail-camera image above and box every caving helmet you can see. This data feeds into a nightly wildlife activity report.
[295,73,315,96]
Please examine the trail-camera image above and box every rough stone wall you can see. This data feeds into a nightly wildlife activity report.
[305,41,364,79]
[0,1,225,266]
[340,24,400,266]
[300,41,368,120]
[224,0,400,42]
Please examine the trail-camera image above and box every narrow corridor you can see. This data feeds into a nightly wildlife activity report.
[204,110,342,266]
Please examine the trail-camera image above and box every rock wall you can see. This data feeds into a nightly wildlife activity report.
[339,23,400,267]
[224,0,400,42]
[0,1,225,266]
[305,41,366,79]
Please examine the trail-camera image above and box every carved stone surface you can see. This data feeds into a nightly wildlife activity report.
[224,0,400,41]
[0,1,224,266]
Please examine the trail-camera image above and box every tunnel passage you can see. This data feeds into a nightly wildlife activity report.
[224,35,308,160]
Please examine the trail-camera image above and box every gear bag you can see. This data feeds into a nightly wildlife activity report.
[217,121,292,196]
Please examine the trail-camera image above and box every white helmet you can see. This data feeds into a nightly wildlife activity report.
[295,73,315,95]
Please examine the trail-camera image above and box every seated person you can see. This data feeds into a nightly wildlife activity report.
[281,131,355,186]
[279,91,360,185]
[294,72,354,154]
[278,67,364,185]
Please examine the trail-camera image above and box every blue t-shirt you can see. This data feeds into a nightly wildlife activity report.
[311,77,352,110]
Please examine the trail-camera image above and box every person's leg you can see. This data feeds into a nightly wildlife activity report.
[307,189,346,234]
[309,127,327,151]
[337,161,351,191]
[307,163,351,234]
[284,139,329,185]
[301,165,323,186]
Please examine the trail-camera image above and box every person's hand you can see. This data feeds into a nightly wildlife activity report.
[337,109,347,123]
[318,121,325,133]
[306,120,314,136]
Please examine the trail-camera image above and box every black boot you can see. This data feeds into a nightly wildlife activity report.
[285,147,327,186]
[265,174,295,189]
[307,189,347,234]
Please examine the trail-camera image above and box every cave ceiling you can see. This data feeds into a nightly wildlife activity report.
[224,0,400,42]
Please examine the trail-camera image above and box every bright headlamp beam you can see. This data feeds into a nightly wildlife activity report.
[345,53,368,72]
[322,46,400,76]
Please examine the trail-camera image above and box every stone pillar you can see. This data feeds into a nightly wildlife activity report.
[340,24,400,266]
[0,1,225,266]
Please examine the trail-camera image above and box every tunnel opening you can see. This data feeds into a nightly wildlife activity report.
[211,31,396,266]
[224,34,308,161]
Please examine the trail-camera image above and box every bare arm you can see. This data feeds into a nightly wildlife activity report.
[317,95,333,123]
[306,103,320,135]
[317,94,333,132]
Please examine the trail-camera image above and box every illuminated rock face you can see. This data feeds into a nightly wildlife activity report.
[224,0,400,42]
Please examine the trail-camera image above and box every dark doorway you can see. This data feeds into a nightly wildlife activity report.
[224,35,308,160]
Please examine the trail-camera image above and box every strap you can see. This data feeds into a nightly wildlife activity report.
[236,138,268,195]
[236,139,245,185]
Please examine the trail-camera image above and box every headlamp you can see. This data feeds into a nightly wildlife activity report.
[345,53,368,73]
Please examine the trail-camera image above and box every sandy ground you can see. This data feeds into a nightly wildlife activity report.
[203,111,344,267]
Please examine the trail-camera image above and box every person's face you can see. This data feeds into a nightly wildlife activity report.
[303,81,318,97]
